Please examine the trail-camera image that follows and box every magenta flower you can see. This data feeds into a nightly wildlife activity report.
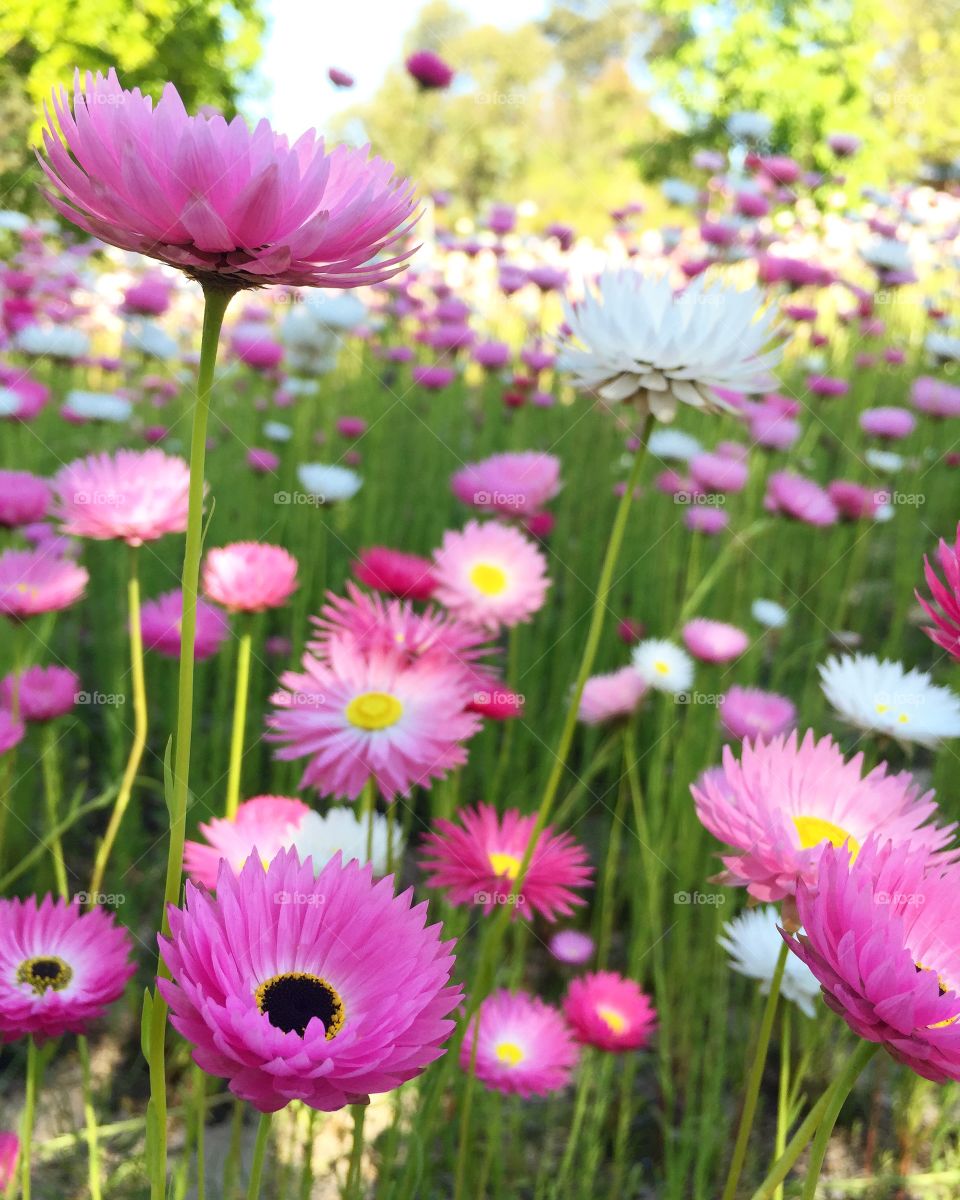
[432,520,550,632]
[719,685,796,741]
[419,803,592,922]
[41,70,417,290]
[692,731,955,902]
[353,546,437,601]
[406,50,454,90]
[0,711,25,755]
[0,549,88,618]
[203,542,298,612]
[578,667,647,725]
[764,470,838,526]
[682,619,749,664]
[564,971,657,1052]
[328,67,355,89]
[140,589,230,660]
[860,406,916,440]
[0,1133,18,1191]
[462,990,578,1097]
[450,452,561,517]
[911,376,960,418]
[918,524,960,662]
[827,480,880,521]
[786,839,960,1082]
[184,795,309,888]
[0,665,79,721]
[0,471,50,528]
[549,930,595,965]
[159,849,461,1111]
[689,452,749,494]
[0,896,135,1042]
[52,450,190,545]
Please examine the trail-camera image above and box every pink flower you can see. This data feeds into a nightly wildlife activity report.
[412,364,456,390]
[911,377,960,419]
[0,1133,18,1191]
[578,667,647,724]
[159,850,461,1111]
[827,133,861,157]
[328,67,354,89]
[860,406,916,440]
[682,619,749,664]
[564,971,657,1052]
[52,450,190,545]
[684,506,729,534]
[462,990,578,1097]
[827,481,880,521]
[0,666,79,721]
[918,524,960,662]
[786,838,960,1082]
[765,470,838,526]
[432,521,550,632]
[451,452,561,517]
[692,731,955,902]
[141,589,230,660]
[472,341,511,370]
[0,712,25,755]
[749,408,801,450]
[549,930,595,964]
[336,416,367,439]
[121,274,171,316]
[720,686,796,741]
[41,70,417,290]
[269,637,480,801]
[419,802,591,922]
[406,51,454,90]
[0,549,88,618]
[353,546,437,601]
[203,542,298,612]
[184,795,309,888]
[807,375,849,398]
[0,471,50,528]
[247,448,279,474]
[0,896,135,1042]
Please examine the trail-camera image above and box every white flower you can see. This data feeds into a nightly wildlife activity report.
[873,502,895,523]
[819,653,960,748]
[282,377,320,397]
[631,638,694,695]
[865,449,904,473]
[0,388,22,417]
[63,390,131,423]
[648,428,703,462]
[727,111,773,141]
[303,290,367,331]
[0,210,30,232]
[263,421,293,442]
[297,463,362,503]
[15,324,90,360]
[661,179,700,207]
[122,320,178,360]
[926,331,960,363]
[292,808,399,876]
[558,269,782,422]
[719,908,820,1018]
[861,239,912,274]
[751,599,788,628]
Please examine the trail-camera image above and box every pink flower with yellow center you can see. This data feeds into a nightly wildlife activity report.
[462,989,578,1096]
[432,520,550,632]
[0,549,88,618]
[563,971,657,1052]
[184,795,310,888]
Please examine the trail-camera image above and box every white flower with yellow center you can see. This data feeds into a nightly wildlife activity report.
[631,638,694,695]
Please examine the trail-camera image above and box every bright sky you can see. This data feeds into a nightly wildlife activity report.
[247,0,551,134]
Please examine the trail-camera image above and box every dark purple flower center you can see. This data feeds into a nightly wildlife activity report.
[255,971,344,1039]
[17,955,73,995]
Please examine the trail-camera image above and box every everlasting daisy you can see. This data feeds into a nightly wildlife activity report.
[297,463,362,503]
[692,730,955,902]
[578,667,647,724]
[557,269,782,422]
[0,896,135,1042]
[462,990,578,1097]
[52,450,190,545]
[631,638,694,695]
[0,471,50,528]
[269,637,480,801]
[918,524,960,662]
[0,1133,17,1191]
[0,666,79,722]
[202,542,298,612]
[140,589,230,660]
[549,930,595,965]
[752,598,788,628]
[62,391,132,423]
[719,907,820,1017]
[719,685,796,741]
[0,712,25,756]
[764,470,838,527]
[184,795,309,889]
[450,452,561,517]
[563,971,657,1052]
[785,839,960,1082]
[432,521,550,632]
[419,802,591,922]
[41,70,417,290]
[819,654,960,748]
[682,618,749,663]
[293,808,398,876]
[0,549,88,618]
[159,849,460,1111]
[353,546,437,601]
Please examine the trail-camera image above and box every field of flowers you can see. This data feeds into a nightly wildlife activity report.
[2,65,960,1200]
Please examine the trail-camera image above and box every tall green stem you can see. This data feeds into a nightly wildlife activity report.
[246,1112,271,1200]
[19,1040,39,1200]
[78,1036,102,1200]
[225,621,253,819]
[88,547,147,906]
[721,941,789,1200]
[774,1006,791,1200]
[801,1039,874,1199]
[146,284,232,1200]
[345,1104,366,1199]
[40,726,68,899]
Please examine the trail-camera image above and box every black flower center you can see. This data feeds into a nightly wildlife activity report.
[17,955,73,995]
[254,972,344,1039]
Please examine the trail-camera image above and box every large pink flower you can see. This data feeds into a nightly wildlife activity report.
[692,730,955,901]
[432,520,550,631]
[462,990,578,1097]
[41,70,417,290]
[184,795,310,889]
[52,450,190,545]
[0,549,88,618]
[159,849,461,1111]
[918,523,960,662]
[786,839,960,1083]
[203,542,298,612]
[419,803,592,922]
[0,896,135,1042]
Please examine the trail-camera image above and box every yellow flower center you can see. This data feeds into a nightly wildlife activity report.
[495,1040,525,1065]
[17,955,73,995]
[489,851,522,880]
[345,691,403,730]
[653,660,671,675]
[793,815,860,861]
[597,1005,628,1034]
[876,702,909,724]
[916,962,959,1028]
[469,563,508,596]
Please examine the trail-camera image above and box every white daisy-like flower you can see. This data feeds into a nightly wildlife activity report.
[865,449,904,473]
[861,239,912,274]
[63,390,131,423]
[727,111,773,141]
[303,290,368,331]
[751,599,788,628]
[297,463,363,503]
[122,320,178,360]
[0,388,22,417]
[631,638,694,695]
[648,428,703,462]
[873,503,895,523]
[263,420,293,442]
[15,324,90,360]
[558,269,782,422]
[718,907,820,1018]
[292,808,399,877]
[819,653,960,748]
[926,331,960,363]
[661,179,700,207]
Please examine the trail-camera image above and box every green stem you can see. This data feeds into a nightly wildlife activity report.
[361,778,375,862]
[19,1039,39,1200]
[225,623,253,819]
[147,283,232,1200]
[345,1104,366,1199]
[453,1020,482,1200]
[774,1006,791,1200]
[801,1040,874,1199]
[193,1067,206,1200]
[40,726,68,899]
[246,1112,271,1200]
[77,1036,102,1200]
[721,941,790,1200]
[88,547,147,907]
[554,1050,597,1195]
